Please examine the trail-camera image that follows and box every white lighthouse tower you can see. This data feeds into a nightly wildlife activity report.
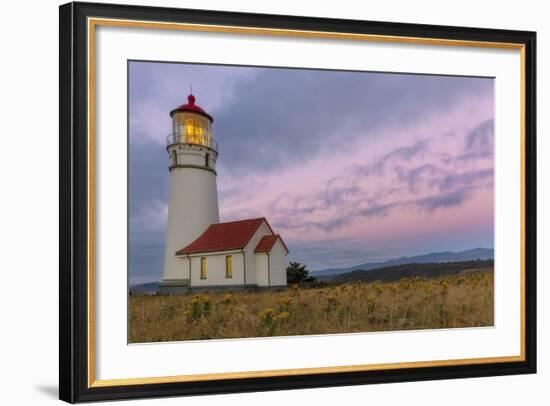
[158,94,220,293]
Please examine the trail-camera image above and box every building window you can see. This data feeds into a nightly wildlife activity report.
[200,257,207,279]
[225,255,233,278]
[205,153,210,168]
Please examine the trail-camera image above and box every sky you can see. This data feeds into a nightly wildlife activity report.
[129,61,494,285]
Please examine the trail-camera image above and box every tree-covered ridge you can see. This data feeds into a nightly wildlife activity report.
[332,259,493,284]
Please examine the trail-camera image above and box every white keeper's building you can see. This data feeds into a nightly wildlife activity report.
[158,94,289,294]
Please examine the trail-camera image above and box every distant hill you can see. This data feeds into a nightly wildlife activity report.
[331,259,493,284]
[130,282,159,295]
[312,248,493,278]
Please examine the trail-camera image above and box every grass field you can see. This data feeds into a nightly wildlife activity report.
[128,272,493,343]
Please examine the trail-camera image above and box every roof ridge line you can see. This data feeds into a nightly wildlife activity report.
[213,216,266,225]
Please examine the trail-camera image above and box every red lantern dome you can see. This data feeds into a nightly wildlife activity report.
[169,94,213,123]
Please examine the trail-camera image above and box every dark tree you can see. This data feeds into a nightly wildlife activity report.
[286,262,316,284]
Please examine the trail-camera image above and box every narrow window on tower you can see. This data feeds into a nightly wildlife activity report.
[171,150,177,166]
[205,153,210,168]
[200,257,207,279]
[225,255,233,278]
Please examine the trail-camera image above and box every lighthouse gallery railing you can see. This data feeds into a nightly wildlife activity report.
[166,133,218,153]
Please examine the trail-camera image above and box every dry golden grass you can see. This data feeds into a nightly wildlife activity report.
[128,272,493,343]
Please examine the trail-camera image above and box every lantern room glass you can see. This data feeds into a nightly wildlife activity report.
[172,111,213,148]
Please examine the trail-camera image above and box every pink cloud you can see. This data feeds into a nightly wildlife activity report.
[217,92,494,250]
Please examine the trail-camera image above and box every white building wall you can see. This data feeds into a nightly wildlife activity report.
[255,253,269,286]
[242,221,273,285]
[162,145,219,281]
[188,251,244,287]
[268,240,288,287]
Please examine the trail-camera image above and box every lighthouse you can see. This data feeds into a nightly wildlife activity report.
[158,93,288,294]
[159,94,220,292]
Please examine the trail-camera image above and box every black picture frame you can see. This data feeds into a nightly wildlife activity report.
[59,1,537,403]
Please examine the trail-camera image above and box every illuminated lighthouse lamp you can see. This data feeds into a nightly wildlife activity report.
[167,94,216,151]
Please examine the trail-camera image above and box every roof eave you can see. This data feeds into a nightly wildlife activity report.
[176,248,244,257]
[169,108,214,123]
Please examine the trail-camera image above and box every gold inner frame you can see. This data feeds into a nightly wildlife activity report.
[87,17,527,388]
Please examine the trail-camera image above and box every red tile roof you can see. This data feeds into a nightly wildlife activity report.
[254,234,288,254]
[176,217,271,255]
[254,235,278,253]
